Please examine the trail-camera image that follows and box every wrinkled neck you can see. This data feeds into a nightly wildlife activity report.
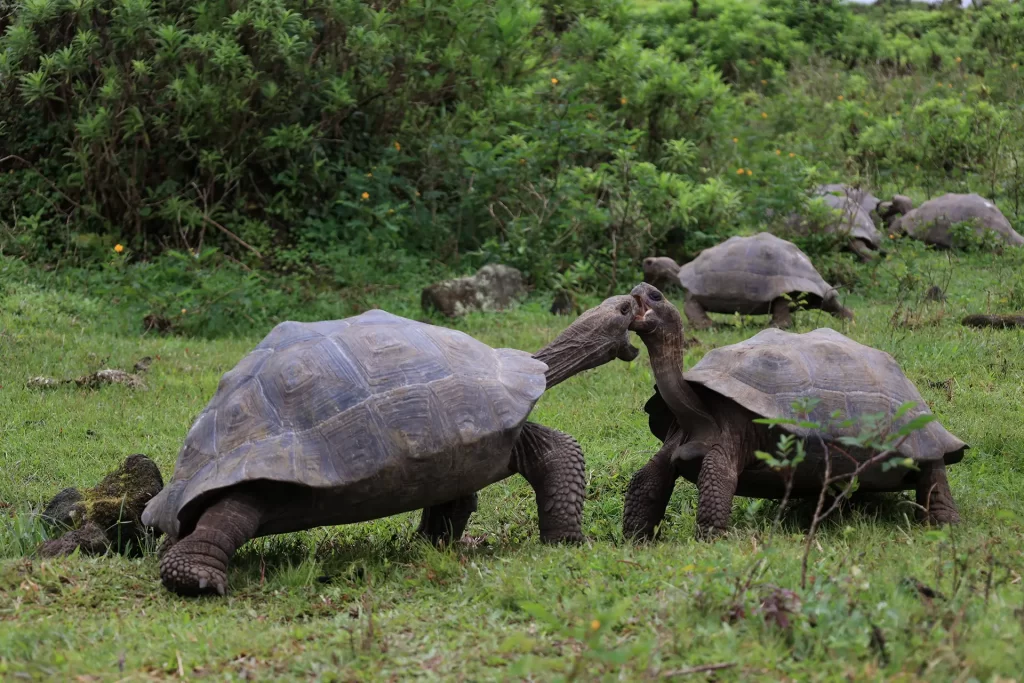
[533,332,613,390]
[644,329,717,432]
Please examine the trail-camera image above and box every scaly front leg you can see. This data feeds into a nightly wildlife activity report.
[623,431,683,541]
[696,443,738,540]
[510,422,587,543]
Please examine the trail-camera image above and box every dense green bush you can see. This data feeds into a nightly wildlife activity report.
[3,0,1024,310]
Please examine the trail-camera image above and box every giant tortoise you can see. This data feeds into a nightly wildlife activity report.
[776,185,885,260]
[893,193,1024,248]
[143,297,640,596]
[622,283,965,540]
[658,232,853,330]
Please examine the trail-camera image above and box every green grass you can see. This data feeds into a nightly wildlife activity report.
[1,245,1023,680]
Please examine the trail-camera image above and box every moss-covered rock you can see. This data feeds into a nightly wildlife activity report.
[38,454,164,557]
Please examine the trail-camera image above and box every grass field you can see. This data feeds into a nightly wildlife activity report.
[1,244,1023,680]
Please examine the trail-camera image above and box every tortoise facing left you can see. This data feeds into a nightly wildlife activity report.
[624,283,964,541]
[144,297,640,597]
[674,232,853,330]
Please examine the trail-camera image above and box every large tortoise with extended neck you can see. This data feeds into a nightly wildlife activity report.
[623,283,965,540]
[644,233,853,331]
[144,298,640,597]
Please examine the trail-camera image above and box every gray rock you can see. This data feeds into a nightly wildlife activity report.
[421,264,527,317]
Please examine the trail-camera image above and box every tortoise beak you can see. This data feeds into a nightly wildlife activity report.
[629,293,657,333]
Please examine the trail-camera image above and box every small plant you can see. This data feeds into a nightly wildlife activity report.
[755,397,937,587]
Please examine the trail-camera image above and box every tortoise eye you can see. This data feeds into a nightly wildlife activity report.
[619,303,630,315]
[649,291,663,302]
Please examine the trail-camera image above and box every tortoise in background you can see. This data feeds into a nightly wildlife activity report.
[816,183,880,215]
[624,283,965,540]
[670,232,852,330]
[145,298,641,597]
[893,193,1024,248]
[642,256,684,293]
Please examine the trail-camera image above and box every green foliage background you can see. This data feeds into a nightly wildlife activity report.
[3,0,1024,333]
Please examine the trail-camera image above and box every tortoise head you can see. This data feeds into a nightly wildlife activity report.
[642,256,682,290]
[629,282,717,431]
[629,282,684,340]
[533,294,640,389]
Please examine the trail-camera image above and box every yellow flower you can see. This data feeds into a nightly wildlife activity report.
[393,141,401,151]
[948,83,953,88]
[788,152,795,158]
[760,79,767,85]
[761,111,768,119]
[937,82,943,87]
[550,77,559,85]
[113,244,124,253]
[732,137,738,143]
[415,191,421,197]
[737,168,745,175]
[620,97,628,105]
[955,56,962,64]
[361,192,370,200]
[746,169,753,176]
[590,620,601,631]
[1013,63,1019,70]
[181,308,187,314]
[366,172,372,177]
[519,158,526,165]
[837,95,844,101]
[915,165,920,170]
[775,149,781,155]
[889,234,895,240]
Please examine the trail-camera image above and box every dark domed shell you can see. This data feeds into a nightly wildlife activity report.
[685,327,965,463]
[814,191,882,247]
[816,183,881,215]
[894,193,1024,248]
[678,233,836,310]
[142,310,547,538]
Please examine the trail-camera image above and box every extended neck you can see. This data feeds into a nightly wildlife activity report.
[533,333,614,390]
[643,329,717,432]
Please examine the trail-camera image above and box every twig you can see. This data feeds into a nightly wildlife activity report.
[201,215,263,258]
[661,662,736,677]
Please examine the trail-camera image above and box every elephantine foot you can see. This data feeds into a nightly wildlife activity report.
[159,537,229,597]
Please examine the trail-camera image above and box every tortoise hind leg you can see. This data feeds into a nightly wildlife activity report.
[416,494,478,545]
[915,462,960,525]
[769,298,793,329]
[683,293,715,330]
[510,422,586,543]
[159,492,262,597]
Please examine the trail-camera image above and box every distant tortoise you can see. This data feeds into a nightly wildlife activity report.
[144,298,640,597]
[624,283,965,540]
[799,186,884,260]
[642,256,684,293]
[816,183,880,215]
[673,232,853,330]
[893,193,1024,248]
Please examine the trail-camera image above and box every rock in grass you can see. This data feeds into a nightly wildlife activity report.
[26,366,148,391]
[37,454,164,557]
[421,264,526,318]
